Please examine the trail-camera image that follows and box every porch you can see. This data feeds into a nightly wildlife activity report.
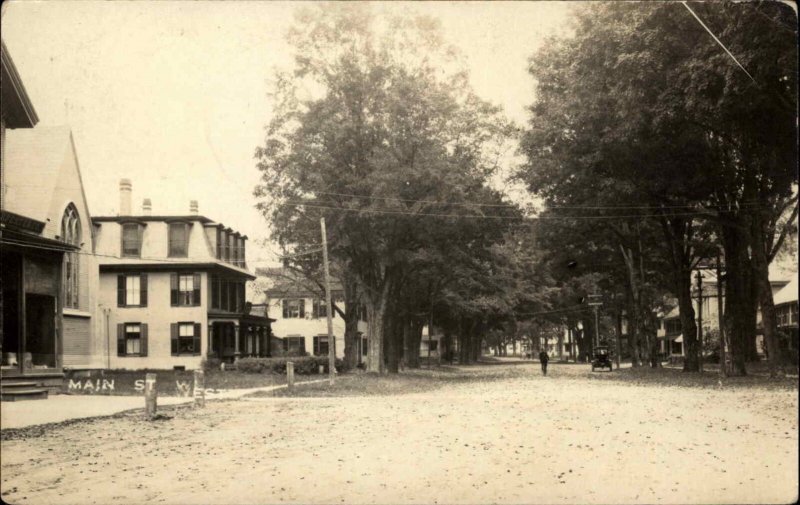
[207,315,275,363]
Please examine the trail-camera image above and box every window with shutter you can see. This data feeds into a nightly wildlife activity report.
[170,274,178,306]
[117,323,125,356]
[117,276,126,307]
[140,324,149,357]
[171,323,179,356]
[193,323,201,356]
[193,273,201,306]
[140,274,148,307]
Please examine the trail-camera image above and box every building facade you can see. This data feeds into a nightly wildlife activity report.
[260,268,369,361]
[2,41,99,394]
[92,181,271,370]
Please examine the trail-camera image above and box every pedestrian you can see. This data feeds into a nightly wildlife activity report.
[539,349,549,376]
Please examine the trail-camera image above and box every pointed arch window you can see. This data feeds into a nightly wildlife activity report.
[61,204,82,308]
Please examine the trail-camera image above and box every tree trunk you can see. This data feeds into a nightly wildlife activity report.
[385,311,401,374]
[677,270,699,371]
[365,277,392,374]
[722,224,751,376]
[752,211,783,376]
[404,319,422,369]
[342,278,360,370]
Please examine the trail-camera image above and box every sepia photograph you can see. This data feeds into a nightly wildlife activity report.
[1,1,797,504]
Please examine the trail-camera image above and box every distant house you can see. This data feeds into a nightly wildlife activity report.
[773,274,798,360]
[92,180,272,369]
[259,267,368,361]
[2,41,98,395]
[657,269,791,361]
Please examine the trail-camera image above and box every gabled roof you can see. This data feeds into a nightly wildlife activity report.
[257,267,343,298]
[4,126,90,226]
[774,274,798,306]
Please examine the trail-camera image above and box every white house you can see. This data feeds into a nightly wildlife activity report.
[260,268,369,361]
[92,180,272,370]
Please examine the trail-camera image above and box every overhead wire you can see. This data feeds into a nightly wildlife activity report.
[287,189,764,210]
[283,201,724,220]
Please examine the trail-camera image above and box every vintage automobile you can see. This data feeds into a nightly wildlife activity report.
[591,345,614,372]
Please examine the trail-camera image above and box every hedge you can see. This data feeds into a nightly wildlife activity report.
[235,356,349,375]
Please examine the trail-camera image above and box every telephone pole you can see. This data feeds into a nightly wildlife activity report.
[321,217,335,386]
[587,294,603,357]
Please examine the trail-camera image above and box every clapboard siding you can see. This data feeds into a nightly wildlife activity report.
[63,315,91,367]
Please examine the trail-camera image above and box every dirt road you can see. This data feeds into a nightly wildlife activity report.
[1,363,797,504]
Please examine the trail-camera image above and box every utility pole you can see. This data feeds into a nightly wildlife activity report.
[587,294,603,358]
[428,292,433,369]
[320,217,335,386]
[696,270,703,372]
[717,251,727,377]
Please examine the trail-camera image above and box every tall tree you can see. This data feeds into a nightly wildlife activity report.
[255,4,516,373]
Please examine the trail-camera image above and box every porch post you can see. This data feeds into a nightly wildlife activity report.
[255,328,261,357]
[234,323,241,361]
[207,323,214,358]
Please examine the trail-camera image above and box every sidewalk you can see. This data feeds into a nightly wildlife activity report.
[0,379,326,430]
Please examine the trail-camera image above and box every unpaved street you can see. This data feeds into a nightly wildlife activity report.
[1,364,797,504]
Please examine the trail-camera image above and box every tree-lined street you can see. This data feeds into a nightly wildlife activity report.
[2,363,797,504]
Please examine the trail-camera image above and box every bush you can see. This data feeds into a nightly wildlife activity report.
[201,357,222,372]
[235,356,349,375]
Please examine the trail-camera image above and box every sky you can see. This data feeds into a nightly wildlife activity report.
[1,1,574,267]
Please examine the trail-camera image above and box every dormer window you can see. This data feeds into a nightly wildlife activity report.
[121,223,143,257]
[168,222,189,258]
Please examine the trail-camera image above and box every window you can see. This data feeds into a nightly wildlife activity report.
[216,229,223,260]
[427,340,439,352]
[665,319,681,336]
[61,204,81,308]
[168,223,189,257]
[171,273,200,306]
[282,299,304,318]
[313,336,329,356]
[362,337,368,356]
[284,336,306,356]
[117,274,148,307]
[117,323,148,356]
[121,223,142,257]
[312,299,329,319]
[171,322,201,356]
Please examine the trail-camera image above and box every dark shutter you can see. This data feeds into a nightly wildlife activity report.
[299,300,305,318]
[117,323,126,356]
[171,323,179,356]
[170,274,178,306]
[141,323,148,357]
[312,300,319,319]
[209,275,215,309]
[193,273,201,306]
[140,274,148,307]
[117,275,126,307]
[194,323,202,356]
[282,299,289,319]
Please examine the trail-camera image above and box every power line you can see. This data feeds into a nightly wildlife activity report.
[284,201,721,220]
[289,189,763,210]
[681,1,757,84]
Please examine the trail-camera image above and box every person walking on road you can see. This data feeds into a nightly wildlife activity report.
[539,350,549,376]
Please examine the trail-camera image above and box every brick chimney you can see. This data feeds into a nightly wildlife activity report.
[142,198,152,216]
[189,200,198,215]
[119,179,132,216]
